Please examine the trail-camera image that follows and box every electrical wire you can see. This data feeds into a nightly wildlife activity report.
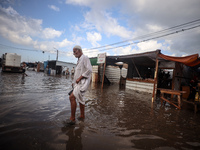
[84,18,200,51]
[0,44,41,52]
[83,24,200,53]
[0,19,200,54]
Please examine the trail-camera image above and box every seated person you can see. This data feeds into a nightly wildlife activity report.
[188,76,198,101]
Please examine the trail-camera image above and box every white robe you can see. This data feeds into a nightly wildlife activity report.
[72,54,92,105]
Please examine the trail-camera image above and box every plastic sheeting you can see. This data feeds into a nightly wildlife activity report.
[158,53,200,67]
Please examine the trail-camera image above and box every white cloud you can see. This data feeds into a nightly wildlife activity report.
[137,40,162,52]
[57,38,74,47]
[66,0,200,56]
[86,32,102,47]
[146,24,163,33]
[83,48,101,58]
[72,34,85,45]
[84,10,133,39]
[73,25,81,31]
[1,0,200,60]
[3,5,19,15]
[0,6,67,52]
[48,5,60,12]
[42,28,62,39]
[66,0,134,39]
[65,0,117,10]
[121,0,200,55]
[39,44,48,50]
[32,38,74,56]
[112,46,133,55]
[0,6,42,37]
[65,0,90,6]
[112,40,166,56]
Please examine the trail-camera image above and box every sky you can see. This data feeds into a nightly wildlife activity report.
[0,0,200,63]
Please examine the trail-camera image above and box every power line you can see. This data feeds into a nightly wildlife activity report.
[0,44,61,55]
[0,43,71,55]
[0,44,41,52]
[1,19,200,54]
[84,18,200,51]
[84,24,200,53]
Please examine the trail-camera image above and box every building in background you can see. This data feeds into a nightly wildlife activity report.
[47,60,76,75]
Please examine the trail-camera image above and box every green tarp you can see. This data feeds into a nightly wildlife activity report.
[90,58,98,66]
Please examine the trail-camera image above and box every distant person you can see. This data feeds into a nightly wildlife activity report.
[66,68,70,75]
[22,62,28,76]
[46,65,49,74]
[71,67,75,75]
[188,76,198,101]
[66,45,92,125]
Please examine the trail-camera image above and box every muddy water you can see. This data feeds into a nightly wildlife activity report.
[0,71,200,150]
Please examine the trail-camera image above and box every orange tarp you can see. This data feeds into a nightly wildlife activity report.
[158,53,200,67]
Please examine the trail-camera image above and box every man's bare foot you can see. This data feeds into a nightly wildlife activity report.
[77,116,84,121]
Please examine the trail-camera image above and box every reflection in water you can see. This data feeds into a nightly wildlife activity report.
[21,76,25,84]
[0,71,200,150]
[61,123,84,150]
[71,74,74,80]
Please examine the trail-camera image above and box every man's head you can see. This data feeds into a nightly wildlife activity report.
[73,45,83,58]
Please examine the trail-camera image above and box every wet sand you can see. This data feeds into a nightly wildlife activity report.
[0,71,200,150]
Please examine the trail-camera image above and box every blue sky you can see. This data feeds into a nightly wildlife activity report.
[0,0,200,63]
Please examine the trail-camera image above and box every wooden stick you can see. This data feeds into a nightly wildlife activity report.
[101,58,106,89]
[152,51,159,102]
[131,58,141,78]
[160,96,181,109]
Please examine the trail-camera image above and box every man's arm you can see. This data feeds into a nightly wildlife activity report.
[76,75,84,84]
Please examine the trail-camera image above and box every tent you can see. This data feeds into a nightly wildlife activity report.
[92,50,200,101]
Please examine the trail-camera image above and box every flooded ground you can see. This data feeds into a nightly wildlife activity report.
[0,70,200,150]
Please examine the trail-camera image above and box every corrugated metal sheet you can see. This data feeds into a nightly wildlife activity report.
[92,65,98,73]
[92,66,99,83]
[57,62,76,74]
[56,61,75,66]
[126,80,154,93]
[100,66,127,83]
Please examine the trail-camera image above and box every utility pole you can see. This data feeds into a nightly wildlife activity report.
[53,47,59,73]
[56,50,58,61]
[53,47,59,61]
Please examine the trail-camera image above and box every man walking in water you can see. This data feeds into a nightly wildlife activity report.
[22,62,28,77]
[66,45,92,125]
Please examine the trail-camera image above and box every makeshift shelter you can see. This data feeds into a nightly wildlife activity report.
[90,57,128,84]
[47,60,76,75]
[95,50,200,102]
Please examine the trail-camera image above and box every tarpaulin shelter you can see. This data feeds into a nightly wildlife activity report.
[94,50,200,101]
[158,53,200,67]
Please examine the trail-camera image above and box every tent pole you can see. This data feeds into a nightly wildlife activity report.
[132,59,141,78]
[152,51,159,102]
[101,58,106,90]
